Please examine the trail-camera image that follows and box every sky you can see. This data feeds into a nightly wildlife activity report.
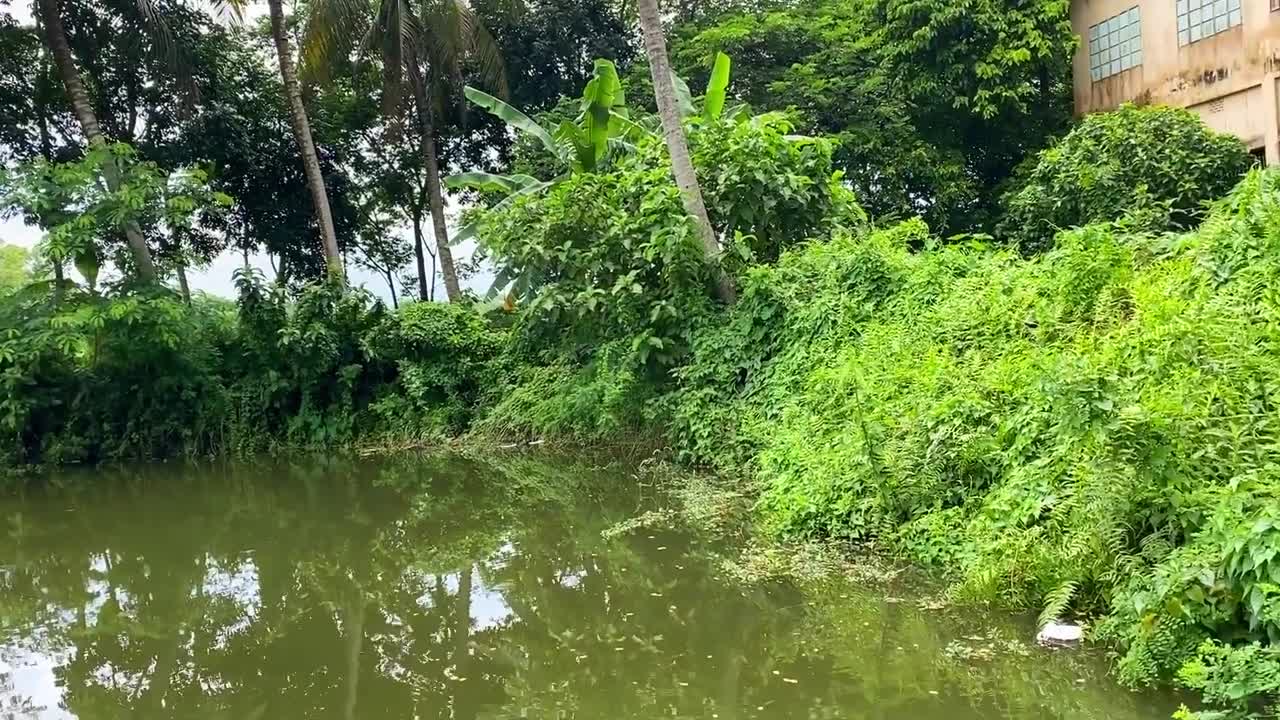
[0,3,492,303]
[1,200,487,304]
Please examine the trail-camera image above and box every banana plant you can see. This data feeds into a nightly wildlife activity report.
[445,58,645,256]
[448,59,639,189]
[446,54,738,298]
[447,53,739,203]
[670,51,736,122]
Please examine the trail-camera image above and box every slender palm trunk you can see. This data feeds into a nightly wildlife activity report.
[636,0,734,304]
[411,209,429,301]
[267,0,344,279]
[409,71,462,301]
[36,60,65,305]
[37,0,158,283]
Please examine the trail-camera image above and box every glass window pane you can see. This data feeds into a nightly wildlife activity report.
[1229,8,1241,24]
[1090,6,1142,80]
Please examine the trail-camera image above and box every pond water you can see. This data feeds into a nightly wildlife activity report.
[0,452,1180,719]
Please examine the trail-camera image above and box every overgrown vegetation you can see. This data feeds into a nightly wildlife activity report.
[1,0,1273,715]
[1001,104,1253,252]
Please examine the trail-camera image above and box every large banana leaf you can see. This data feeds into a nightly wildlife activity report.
[449,175,558,247]
[444,172,541,193]
[609,111,652,141]
[580,60,626,170]
[703,52,731,121]
[555,120,596,172]
[670,71,696,119]
[464,86,560,160]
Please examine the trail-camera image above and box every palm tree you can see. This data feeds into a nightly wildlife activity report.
[635,0,735,304]
[34,0,159,283]
[266,0,344,279]
[304,0,506,302]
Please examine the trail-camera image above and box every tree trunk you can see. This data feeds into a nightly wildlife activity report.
[409,72,462,301]
[636,0,735,304]
[385,269,398,309]
[177,260,191,304]
[37,0,158,283]
[411,210,429,301]
[53,262,64,306]
[267,0,344,279]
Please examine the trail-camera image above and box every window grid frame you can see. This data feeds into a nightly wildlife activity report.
[1088,6,1143,82]
[1177,0,1243,46]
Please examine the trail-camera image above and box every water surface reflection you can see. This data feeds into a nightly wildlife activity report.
[0,454,1177,719]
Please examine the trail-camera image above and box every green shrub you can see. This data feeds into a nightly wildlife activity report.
[0,285,232,464]
[474,112,847,368]
[475,341,657,443]
[364,301,505,435]
[1173,641,1280,720]
[1001,104,1253,252]
[664,170,1280,717]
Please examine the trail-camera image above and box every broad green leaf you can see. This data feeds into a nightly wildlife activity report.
[609,110,652,141]
[580,60,625,170]
[556,120,596,172]
[464,86,560,160]
[444,172,540,194]
[485,265,517,300]
[703,52,731,121]
[451,176,558,247]
[670,71,695,119]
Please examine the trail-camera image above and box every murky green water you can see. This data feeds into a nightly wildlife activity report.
[0,453,1179,719]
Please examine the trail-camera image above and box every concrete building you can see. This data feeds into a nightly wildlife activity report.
[1070,0,1280,163]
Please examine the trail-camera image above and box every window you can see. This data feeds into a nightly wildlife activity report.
[1088,7,1142,81]
[1178,0,1242,46]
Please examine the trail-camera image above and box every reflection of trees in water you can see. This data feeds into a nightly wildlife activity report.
[0,454,1171,720]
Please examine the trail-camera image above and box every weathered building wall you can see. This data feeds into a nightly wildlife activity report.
[1070,0,1280,162]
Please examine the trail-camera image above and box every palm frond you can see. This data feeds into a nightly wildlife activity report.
[381,0,407,115]
[419,0,465,94]
[300,0,372,84]
[206,0,247,22]
[418,0,508,124]
[466,10,508,99]
[134,0,198,102]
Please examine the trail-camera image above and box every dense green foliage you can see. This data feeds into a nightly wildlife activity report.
[1002,104,1254,252]
[1,0,1275,714]
[672,0,1076,233]
[464,118,1278,720]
